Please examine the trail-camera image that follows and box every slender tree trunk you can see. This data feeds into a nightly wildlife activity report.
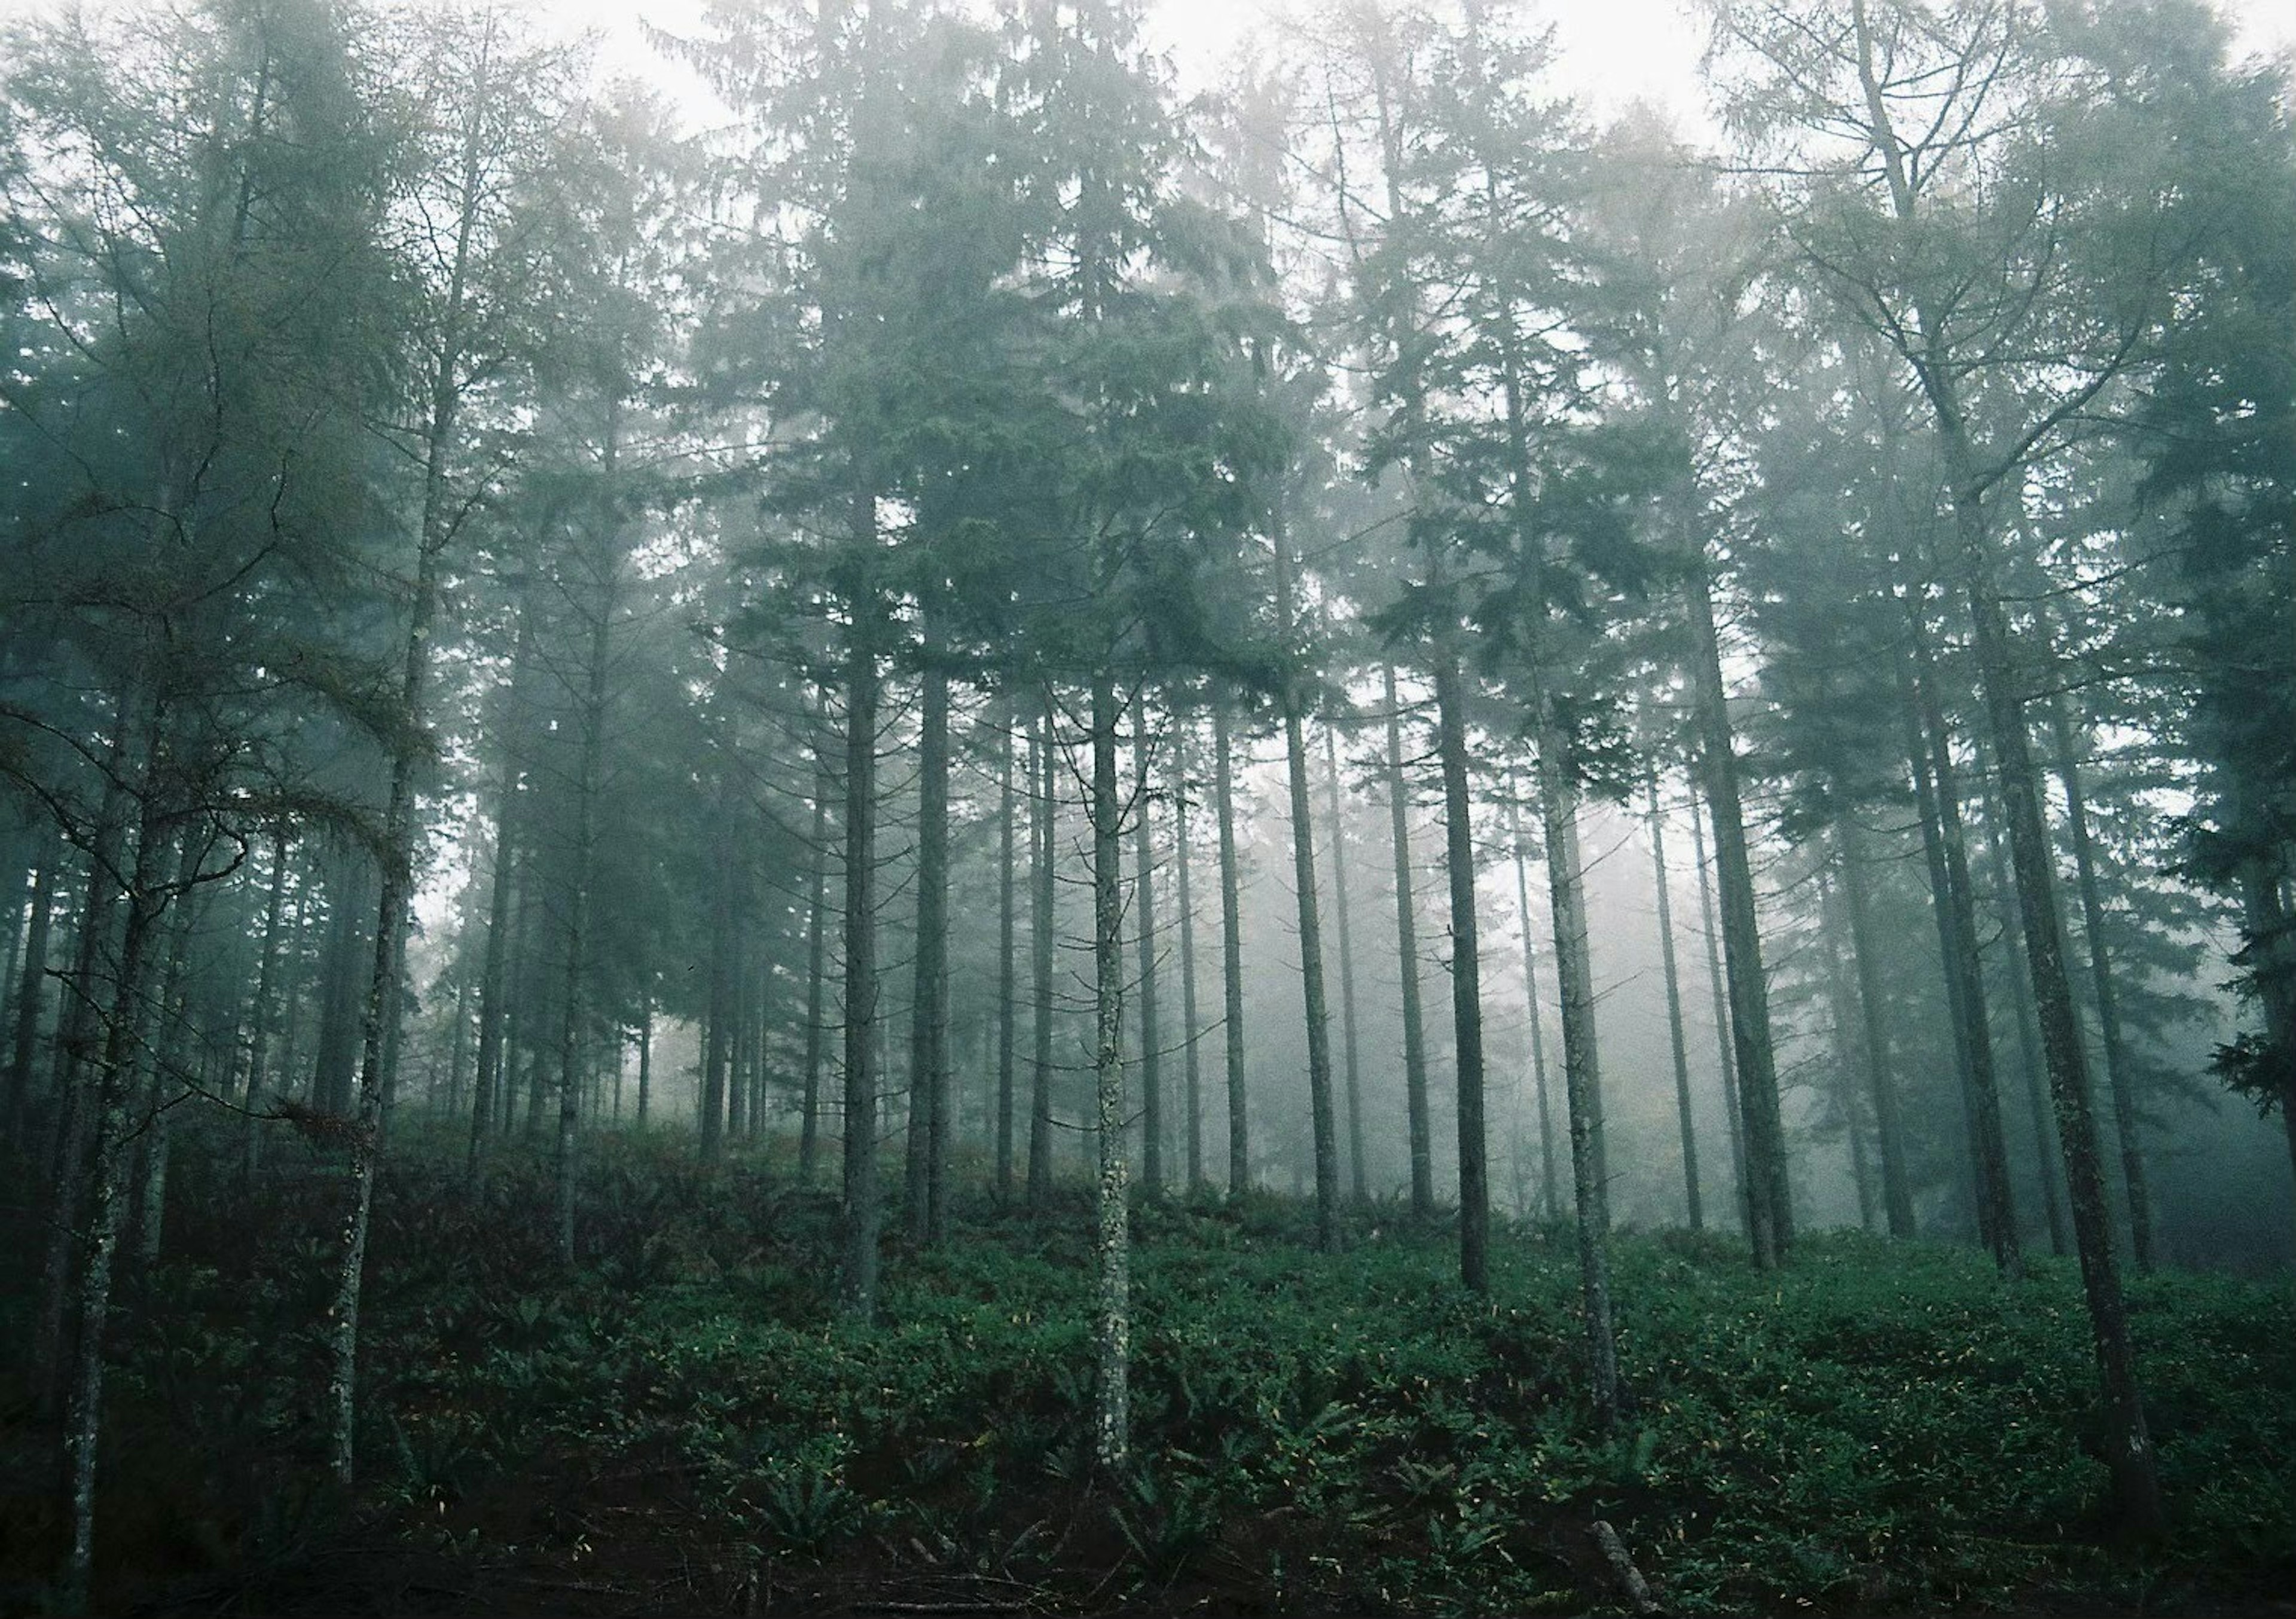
[1814,866,1880,1232]
[1976,772,2070,1257]
[1214,700,1250,1195]
[1647,770,1703,1231]
[1132,722,1164,1199]
[1089,669,1131,1473]
[5,847,55,1144]
[1904,632,2022,1271]
[135,835,197,1267]
[468,766,516,1172]
[1534,711,1620,1425]
[1683,561,1791,1267]
[1943,469,2161,1534]
[2048,694,2154,1272]
[728,914,750,1143]
[1689,798,1747,1225]
[240,827,290,1189]
[555,435,617,1267]
[996,709,1018,1199]
[1381,664,1434,1216]
[702,830,732,1160]
[907,644,950,1243]
[60,753,167,1615]
[35,714,134,1421]
[1431,643,1489,1292]
[1173,716,1205,1192]
[1506,796,1559,1221]
[636,993,652,1125]
[1836,820,1916,1237]
[1029,700,1057,1208]
[840,500,882,1318]
[1322,725,1369,1203]
[801,753,831,1182]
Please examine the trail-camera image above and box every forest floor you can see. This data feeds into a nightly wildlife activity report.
[2,1123,2292,1617]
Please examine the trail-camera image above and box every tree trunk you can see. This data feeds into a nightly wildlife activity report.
[839,494,882,1319]
[554,425,618,1267]
[35,716,134,1420]
[1647,770,1702,1231]
[1814,865,1879,1232]
[1173,715,1205,1192]
[134,835,198,1267]
[801,751,831,1181]
[996,708,1018,1199]
[1431,644,1489,1293]
[907,645,950,1244]
[240,827,291,1189]
[1688,797,1747,1225]
[1089,668,1131,1473]
[1322,725,1370,1202]
[1029,699,1058,1208]
[1903,632,2022,1271]
[1381,664,1434,1217]
[1835,820,1917,1237]
[2048,693,2154,1272]
[636,992,652,1125]
[1533,710,1620,1426]
[702,825,732,1159]
[1505,796,1559,1221]
[60,756,167,1614]
[1214,699,1250,1195]
[1132,722,1164,1199]
[1683,562,1791,1267]
[1976,771,2070,1257]
[5,846,56,1144]
[1936,405,2161,1535]
[1272,503,1340,1250]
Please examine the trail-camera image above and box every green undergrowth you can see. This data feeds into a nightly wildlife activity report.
[2,1123,2291,1614]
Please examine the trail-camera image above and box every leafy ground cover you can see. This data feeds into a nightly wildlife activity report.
[2,1123,2291,1614]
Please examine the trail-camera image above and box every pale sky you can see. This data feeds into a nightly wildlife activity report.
[1,0,2288,130]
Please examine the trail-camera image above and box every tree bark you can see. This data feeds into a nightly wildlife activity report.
[60,750,167,1615]
[5,846,55,1144]
[1835,819,1916,1237]
[839,491,882,1319]
[1173,714,1205,1192]
[2048,693,2154,1272]
[1381,664,1434,1216]
[1534,713,1620,1425]
[554,424,617,1266]
[1814,865,1879,1233]
[1431,643,1488,1293]
[1322,725,1370,1203]
[996,707,1018,1199]
[1683,562,1791,1266]
[1028,699,1058,1208]
[1505,795,1559,1221]
[907,643,950,1243]
[240,827,290,1189]
[1976,770,2071,1257]
[801,753,831,1181]
[1214,699,1250,1194]
[1089,668,1131,1473]
[1688,797,1747,1224]
[1132,721,1164,1199]
[1904,630,2022,1271]
[1647,770,1702,1230]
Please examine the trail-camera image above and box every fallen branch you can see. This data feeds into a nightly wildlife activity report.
[1590,1519,1662,1616]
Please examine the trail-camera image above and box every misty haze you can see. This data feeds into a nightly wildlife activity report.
[1,0,2291,1613]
